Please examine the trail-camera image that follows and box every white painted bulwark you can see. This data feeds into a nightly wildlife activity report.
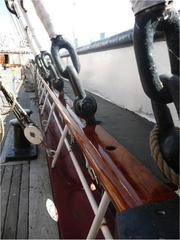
[65,40,178,126]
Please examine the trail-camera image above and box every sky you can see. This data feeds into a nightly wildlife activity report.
[42,0,135,45]
[0,0,180,50]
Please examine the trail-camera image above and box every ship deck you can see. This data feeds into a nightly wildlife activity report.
[0,67,172,239]
[0,69,59,239]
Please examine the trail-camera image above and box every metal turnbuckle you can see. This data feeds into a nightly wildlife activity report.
[41,50,64,92]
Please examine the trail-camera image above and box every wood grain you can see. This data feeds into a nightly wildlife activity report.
[41,80,177,211]
[3,165,22,239]
[17,164,29,239]
[0,165,13,238]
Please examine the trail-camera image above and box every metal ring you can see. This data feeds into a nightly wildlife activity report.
[4,0,18,17]
[51,35,80,74]
[41,51,53,69]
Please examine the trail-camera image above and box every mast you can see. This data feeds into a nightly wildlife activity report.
[31,0,58,39]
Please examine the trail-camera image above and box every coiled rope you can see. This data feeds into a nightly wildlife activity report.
[150,125,179,186]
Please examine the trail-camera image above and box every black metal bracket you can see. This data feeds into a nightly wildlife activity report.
[20,0,27,12]
[41,51,64,92]
[51,36,97,125]
[65,65,97,125]
[4,0,18,17]
[51,35,80,74]
[35,54,51,83]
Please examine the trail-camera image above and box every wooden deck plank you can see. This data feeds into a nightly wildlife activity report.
[2,165,22,239]
[28,145,59,239]
[17,164,29,239]
[0,127,13,164]
[0,165,5,184]
[0,165,13,238]
[1,70,59,239]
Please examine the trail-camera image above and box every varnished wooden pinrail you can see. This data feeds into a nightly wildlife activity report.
[38,76,177,211]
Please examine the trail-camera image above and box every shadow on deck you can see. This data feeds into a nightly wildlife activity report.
[0,70,59,239]
[0,68,174,239]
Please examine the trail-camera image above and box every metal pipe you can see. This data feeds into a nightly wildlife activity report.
[44,103,55,133]
[37,80,112,238]
[31,0,58,39]
[87,191,112,239]
[39,85,46,104]
[51,124,69,168]
[40,92,49,115]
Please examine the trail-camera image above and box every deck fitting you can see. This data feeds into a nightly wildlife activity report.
[5,109,38,161]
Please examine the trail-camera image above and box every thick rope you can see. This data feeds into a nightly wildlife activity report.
[150,125,179,186]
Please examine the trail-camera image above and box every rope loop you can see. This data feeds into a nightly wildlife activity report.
[150,125,179,186]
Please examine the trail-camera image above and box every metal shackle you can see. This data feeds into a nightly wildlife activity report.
[35,54,50,78]
[51,35,80,74]
[41,51,54,70]
[41,51,64,91]
[4,0,18,17]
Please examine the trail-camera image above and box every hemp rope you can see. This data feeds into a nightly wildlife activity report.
[150,125,179,186]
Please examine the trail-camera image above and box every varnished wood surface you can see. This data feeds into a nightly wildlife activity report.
[40,78,177,211]
[84,125,177,210]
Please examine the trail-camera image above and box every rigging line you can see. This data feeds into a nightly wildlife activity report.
[13,14,27,39]
[8,10,21,38]
[8,4,29,47]
[12,10,36,52]
[168,48,180,61]
[13,16,30,49]
[6,15,22,48]
[9,12,25,43]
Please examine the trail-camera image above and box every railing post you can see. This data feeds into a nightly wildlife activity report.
[44,102,55,133]
[40,92,49,115]
[39,85,46,104]
[51,124,68,168]
[87,191,112,239]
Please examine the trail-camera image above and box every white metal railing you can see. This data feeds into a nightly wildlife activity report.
[33,66,113,239]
